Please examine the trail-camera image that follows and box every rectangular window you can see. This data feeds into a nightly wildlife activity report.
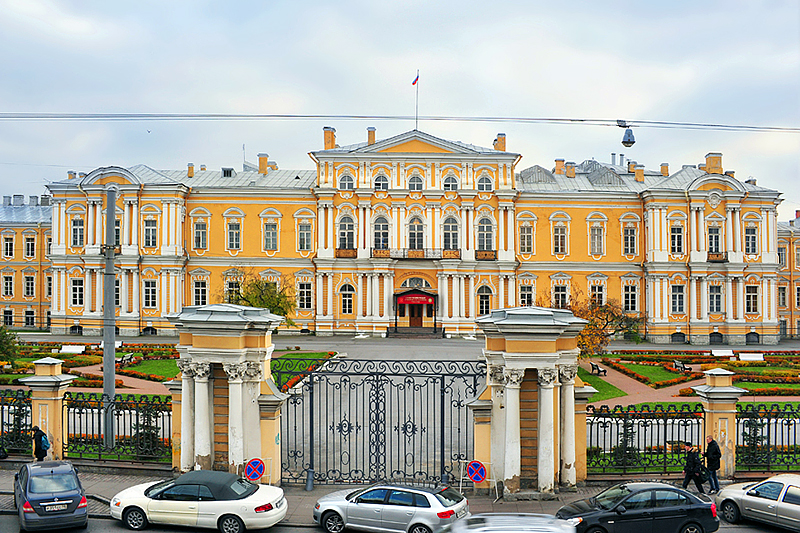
[143,219,158,248]
[46,276,52,298]
[3,309,12,326]
[114,219,121,246]
[745,285,759,314]
[708,227,720,254]
[24,310,34,327]
[779,246,787,268]
[263,223,278,251]
[553,285,568,309]
[479,294,491,315]
[228,222,240,250]
[298,223,312,251]
[519,285,533,306]
[24,275,34,298]
[2,275,12,297]
[623,227,636,255]
[115,278,120,307]
[623,285,638,312]
[46,236,52,256]
[71,278,84,306]
[24,237,35,258]
[671,285,685,314]
[590,226,604,255]
[225,280,240,303]
[341,292,353,314]
[298,282,312,310]
[670,226,683,254]
[194,221,207,249]
[779,286,787,307]
[553,226,566,255]
[709,285,722,314]
[797,247,800,268]
[46,310,50,327]
[194,280,207,306]
[143,280,157,308]
[745,227,758,254]
[519,226,533,254]
[3,237,13,258]
[71,219,84,247]
[590,284,605,306]
[797,286,800,307]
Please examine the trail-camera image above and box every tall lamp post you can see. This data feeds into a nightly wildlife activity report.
[101,186,118,449]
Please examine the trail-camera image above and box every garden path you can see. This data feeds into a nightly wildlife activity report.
[69,362,169,394]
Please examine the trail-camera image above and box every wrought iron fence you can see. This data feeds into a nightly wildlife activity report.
[273,357,485,486]
[586,404,705,474]
[736,403,800,471]
[62,392,172,463]
[0,389,32,454]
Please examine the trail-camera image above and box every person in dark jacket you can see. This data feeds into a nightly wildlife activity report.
[703,435,722,494]
[31,426,47,462]
[682,441,705,493]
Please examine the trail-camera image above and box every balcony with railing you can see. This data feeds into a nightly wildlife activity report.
[371,248,461,259]
[335,248,357,258]
[707,251,728,263]
[476,250,497,261]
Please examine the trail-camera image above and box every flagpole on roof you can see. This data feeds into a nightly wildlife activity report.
[414,70,419,130]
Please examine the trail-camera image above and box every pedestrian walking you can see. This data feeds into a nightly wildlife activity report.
[703,435,722,494]
[31,426,47,462]
[682,441,705,494]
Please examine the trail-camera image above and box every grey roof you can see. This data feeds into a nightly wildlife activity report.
[324,129,500,155]
[129,165,316,189]
[0,205,51,224]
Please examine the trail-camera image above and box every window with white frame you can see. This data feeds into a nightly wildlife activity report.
[443,175,458,191]
[24,237,35,258]
[194,280,207,306]
[374,217,389,249]
[443,217,458,250]
[478,286,492,315]
[339,216,355,249]
[24,310,34,327]
[779,286,787,307]
[263,223,278,251]
[3,237,12,258]
[374,175,388,191]
[671,284,685,314]
[670,226,684,254]
[298,223,312,251]
[745,285,759,313]
[143,219,157,248]
[623,226,636,255]
[520,225,533,254]
[46,236,51,256]
[623,285,637,312]
[339,175,354,190]
[590,226,604,255]
[553,225,567,255]
[709,285,722,313]
[708,227,721,254]
[519,285,534,306]
[71,219,84,247]
[797,286,800,307]
[409,176,423,191]
[3,309,11,326]
[227,221,241,250]
[2,275,12,297]
[143,280,157,308]
[46,276,52,298]
[796,246,800,267]
[477,218,493,251]
[779,246,787,268]
[590,284,605,306]
[298,282,312,310]
[71,278,84,306]
[409,218,424,250]
[340,284,354,314]
[115,278,120,307]
[225,280,240,303]
[745,226,758,254]
[477,175,493,192]
[24,275,34,297]
[553,285,568,309]
[114,219,121,246]
[194,221,207,249]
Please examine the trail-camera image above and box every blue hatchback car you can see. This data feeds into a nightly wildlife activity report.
[14,460,88,531]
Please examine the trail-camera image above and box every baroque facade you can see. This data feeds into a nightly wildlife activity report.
[3,127,797,344]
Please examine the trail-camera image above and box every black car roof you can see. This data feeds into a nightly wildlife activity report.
[28,461,76,476]
[174,470,245,500]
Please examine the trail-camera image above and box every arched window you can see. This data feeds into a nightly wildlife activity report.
[477,218,493,251]
[340,284,355,315]
[339,175,354,190]
[374,217,389,250]
[443,217,459,250]
[409,176,423,191]
[409,217,424,250]
[338,216,354,249]
[374,175,388,191]
[444,175,458,191]
[478,286,492,315]
[477,175,493,192]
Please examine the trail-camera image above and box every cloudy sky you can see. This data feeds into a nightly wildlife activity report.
[1,1,798,217]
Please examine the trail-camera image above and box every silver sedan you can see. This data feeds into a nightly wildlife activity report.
[715,473,800,530]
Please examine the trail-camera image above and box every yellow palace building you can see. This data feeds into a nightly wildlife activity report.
[10,127,797,344]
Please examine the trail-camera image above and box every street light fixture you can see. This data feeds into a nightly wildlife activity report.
[617,120,635,147]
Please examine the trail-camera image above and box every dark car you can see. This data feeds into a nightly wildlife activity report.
[555,482,719,533]
[14,460,88,531]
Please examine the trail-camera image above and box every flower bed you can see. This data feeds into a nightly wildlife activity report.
[116,368,170,382]
[602,358,703,388]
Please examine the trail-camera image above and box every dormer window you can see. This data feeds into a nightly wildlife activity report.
[339,175,354,190]
[222,168,234,178]
[409,176,423,191]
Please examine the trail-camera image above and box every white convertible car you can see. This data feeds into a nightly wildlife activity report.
[110,470,287,533]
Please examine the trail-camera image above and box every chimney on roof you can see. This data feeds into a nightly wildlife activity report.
[200,164,207,171]
[3,196,10,206]
[40,195,51,207]
[660,163,669,176]
[78,172,86,180]
[367,127,376,145]
[705,152,723,174]
[258,153,270,175]
[13,195,23,206]
[634,165,645,183]
[627,160,636,173]
[725,170,735,178]
[554,159,565,175]
[29,196,38,206]
[68,170,76,180]
[493,133,506,151]
[745,177,757,186]
[323,126,336,150]
[611,153,616,165]
[796,209,800,219]
[565,162,576,178]
[619,153,624,166]
[187,163,194,178]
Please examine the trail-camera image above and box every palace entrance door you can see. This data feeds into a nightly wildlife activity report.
[409,304,423,327]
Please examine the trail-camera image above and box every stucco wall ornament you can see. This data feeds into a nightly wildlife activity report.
[708,191,722,209]
[244,361,263,382]
[488,364,506,386]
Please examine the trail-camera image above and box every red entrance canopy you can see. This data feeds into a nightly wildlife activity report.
[397,294,434,305]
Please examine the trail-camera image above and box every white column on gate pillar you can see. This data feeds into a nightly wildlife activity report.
[224,362,247,471]
[537,367,557,493]
[192,362,212,469]
[242,362,263,461]
[502,368,524,492]
[177,360,195,471]
[559,365,578,487]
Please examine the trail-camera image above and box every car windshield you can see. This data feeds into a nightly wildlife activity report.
[145,480,175,497]
[229,478,257,498]
[29,473,79,494]
[435,487,464,507]
[595,484,633,510]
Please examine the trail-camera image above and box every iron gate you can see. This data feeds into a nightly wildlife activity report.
[274,358,485,485]
[0,389,32,455]
[736,403,800,471]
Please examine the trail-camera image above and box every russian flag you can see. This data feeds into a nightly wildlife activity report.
[412,73,419,85]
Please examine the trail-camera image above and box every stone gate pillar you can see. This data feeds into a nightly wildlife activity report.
[21,357,76,461]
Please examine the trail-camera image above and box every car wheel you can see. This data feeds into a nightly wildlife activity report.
[322,511,345,533]
[585,528,606,533]
[409,525,432,533]
[720,500,740,524]
[123,507,149,531]
[680,523,703,533]
[218,514,245,533]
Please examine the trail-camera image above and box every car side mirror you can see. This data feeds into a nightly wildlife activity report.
[747,490,757,497]
[616,505,627,514]
[14,473,18,481]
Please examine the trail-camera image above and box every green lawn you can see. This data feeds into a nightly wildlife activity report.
[620,362,681,382]
[735,381,800,390]
[126,359,180,378]
[578,368,627,403]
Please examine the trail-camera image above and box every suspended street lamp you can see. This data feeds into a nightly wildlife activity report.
[617,119,635,147]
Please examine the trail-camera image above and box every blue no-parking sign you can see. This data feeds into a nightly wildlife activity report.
[467,460,486,483]
[245,458,266,481]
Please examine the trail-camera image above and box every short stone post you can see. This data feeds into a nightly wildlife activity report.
[692,368,746,478]
[163,379,182,470]
[20,357,76,461]
[573,378,597,483]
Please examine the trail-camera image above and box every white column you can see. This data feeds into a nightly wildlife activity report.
[700,278,708,321]
[646,209,654,255]
[503,368,524,492]
[224,363,246,471]
[737,278,745,320]
[161,202,169,252]
[384,274,392,318]
[391,205,399,248]
[328,272,334,318]
[508,207,516,255]
[762,277,769,321]
[192,363,212,469]
[647,278,655,321]
[52,202,60,247]
[372,274,379,319]
[132,270,140,314]
[123,202,130,246]
[662,277,669,320]
[690,277,698,321]
[499,207,506,252]
[509,276,516,307]
[399,206,406,248]
[690,208,697,252]
[160,270,167,315]
[317,205,325,251]
[357,206,365,253]
[771,278,778,322]
[734,208,741,253]
[537,368,557,493]
[365,206,372,252]
[60,202,67,246]
[559,365,577,487]
[459,275,466,319]
[499,275,505,309]
[442,275,450,319]
[59,269,66,312]
[327,206,334,251]
[425,206,433,248]
[469,275,476,318]
[95,202,102,247]
[131,202,138,248]
[87,201,95,246]
[84,269,92,314]
[726,208,734,252]
[177,360,195,471]
[725,277,733,320]
[121,269,128,314]
[356,274,363,318]
[699,209,706,253]
[761,209,768,256]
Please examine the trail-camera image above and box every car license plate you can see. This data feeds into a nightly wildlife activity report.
[457,507,467,518]
[46,504,68,511]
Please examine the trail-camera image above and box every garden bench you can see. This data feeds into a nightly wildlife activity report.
[739,352,764,362]
[712,349,734,358]
[100,340,123,349]
[589,362,607,376]
[673,360,691,372]
[59,345,86,355]
[115,353,134,366]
